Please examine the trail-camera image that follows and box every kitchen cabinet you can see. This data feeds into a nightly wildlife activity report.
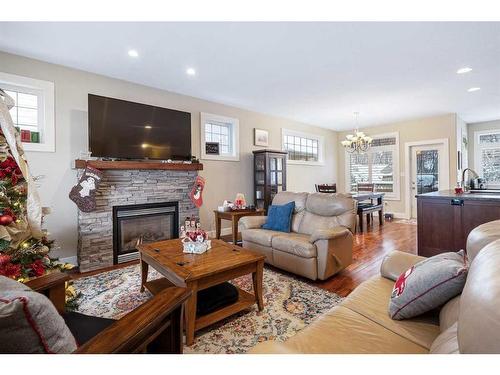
[417,190,500,257]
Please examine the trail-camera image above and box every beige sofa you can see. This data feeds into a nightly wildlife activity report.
[250,219,500,354]
[240,192,356,281]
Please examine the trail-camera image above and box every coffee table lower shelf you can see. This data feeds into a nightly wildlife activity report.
[144,277,256,332]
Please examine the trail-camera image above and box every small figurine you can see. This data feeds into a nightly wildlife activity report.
[234,193,246,209]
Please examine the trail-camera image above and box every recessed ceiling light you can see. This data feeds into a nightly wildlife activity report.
[186,67,196,76]
[128,49,139,58]
[467,87,481,92]
[457,67,472,74]
[144,125,152,129]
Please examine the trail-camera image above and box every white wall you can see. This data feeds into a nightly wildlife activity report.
[0,51,338,260]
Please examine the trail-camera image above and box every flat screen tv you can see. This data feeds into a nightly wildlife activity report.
[88,94,192,160]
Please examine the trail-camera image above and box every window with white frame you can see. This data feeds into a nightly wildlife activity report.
[0,72,55,152]
[200,112,239,161]
[346,133,400,199]
[282,129,324,165]
[474,130,500,188]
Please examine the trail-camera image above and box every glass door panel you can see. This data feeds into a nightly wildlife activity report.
[416,150,439,194]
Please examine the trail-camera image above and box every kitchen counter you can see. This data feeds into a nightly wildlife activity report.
[416,189,500,257]
[417,189,500,201]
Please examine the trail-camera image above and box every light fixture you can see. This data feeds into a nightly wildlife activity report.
[144,125,152,129]
[457,67,472,74]
[141,143,149,148]
[467,87,481,92]
[128,49,139,58]
[341,112,372,154]
[186,67,196,76]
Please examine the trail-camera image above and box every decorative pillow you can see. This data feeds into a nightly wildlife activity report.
[0,275,77,353]
[262,201,295,233]
[389,250,468,320]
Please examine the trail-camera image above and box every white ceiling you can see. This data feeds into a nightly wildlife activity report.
[0,22,499,130]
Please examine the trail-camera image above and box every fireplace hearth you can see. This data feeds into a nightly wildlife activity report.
[113,202,179,264]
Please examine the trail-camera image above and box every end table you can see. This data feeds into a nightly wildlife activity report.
[214,209,265,245]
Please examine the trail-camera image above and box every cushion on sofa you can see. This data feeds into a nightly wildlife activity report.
[262,201,295,233]
[439,295,461,332]
[250,305,428,354]
[389,250,468,321]
[271,233,317,258]
[241,228,284,247]
[342,275,440,349]
[430,322,459,354]
[0,275,77,353]
[271,192,308,232]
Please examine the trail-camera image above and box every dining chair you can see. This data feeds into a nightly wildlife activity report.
[356,183,382,232]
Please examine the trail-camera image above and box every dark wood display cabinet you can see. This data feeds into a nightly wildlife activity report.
[417,190,500,257]
[253,149,288,212]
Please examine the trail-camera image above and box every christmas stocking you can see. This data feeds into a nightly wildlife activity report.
[69,166,103,212]
[189,176,205,208]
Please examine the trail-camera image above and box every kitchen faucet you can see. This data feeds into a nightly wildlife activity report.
[461,168,479,191]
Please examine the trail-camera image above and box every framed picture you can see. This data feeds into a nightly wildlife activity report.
[254,128,269,147]
[205,142,220,155]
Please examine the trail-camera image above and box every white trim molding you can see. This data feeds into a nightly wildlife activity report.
[281,128,325,166]
[474,129,500,189]
[404,138,450,219]
[200,112,240,162]
[344,131,400,201]
[0,71,55,153]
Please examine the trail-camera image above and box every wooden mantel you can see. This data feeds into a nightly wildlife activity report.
[74,159,203,171]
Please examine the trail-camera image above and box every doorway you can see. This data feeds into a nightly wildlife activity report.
[405,140,449,219]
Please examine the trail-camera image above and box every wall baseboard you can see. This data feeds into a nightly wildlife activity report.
[392,212,408,219]
[206,227,233,238]
[59,256,78,266]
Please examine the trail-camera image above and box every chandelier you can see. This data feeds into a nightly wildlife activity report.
[341,112,372,153]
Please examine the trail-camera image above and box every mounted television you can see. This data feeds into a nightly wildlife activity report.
[88,94,191,160]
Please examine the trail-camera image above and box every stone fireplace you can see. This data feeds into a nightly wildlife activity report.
[77,168,199,272]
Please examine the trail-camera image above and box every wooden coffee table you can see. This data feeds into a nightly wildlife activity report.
[137,238,266,346]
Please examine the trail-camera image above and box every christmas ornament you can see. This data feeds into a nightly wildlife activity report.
[189,176,205,208]
[69,166,103,212]
[0,214,13,226]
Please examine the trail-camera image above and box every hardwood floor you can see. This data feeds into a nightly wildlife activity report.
[74,220,417,298]
[219,219,417,297]
[313,220,417,296]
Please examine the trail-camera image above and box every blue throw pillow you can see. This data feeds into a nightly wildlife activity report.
[262,201,295,233]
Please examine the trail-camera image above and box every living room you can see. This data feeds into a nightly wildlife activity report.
[1,1,500,373]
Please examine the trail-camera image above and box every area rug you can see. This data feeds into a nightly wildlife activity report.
[72,264,343,353]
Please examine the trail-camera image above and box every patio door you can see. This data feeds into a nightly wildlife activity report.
[410,143,448,218]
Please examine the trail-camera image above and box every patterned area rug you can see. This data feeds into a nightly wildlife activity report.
[72,264,343,353]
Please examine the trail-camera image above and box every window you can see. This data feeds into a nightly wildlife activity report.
[200,112,239,161]
[475,130,500,188]
[282,129,324,165]
[0,72,55,152]
[346,133,399,199]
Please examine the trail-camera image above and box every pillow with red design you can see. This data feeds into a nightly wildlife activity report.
[389,250,468,320]
[0,275,77,353]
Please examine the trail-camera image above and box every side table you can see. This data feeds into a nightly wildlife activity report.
[213,209,265,245]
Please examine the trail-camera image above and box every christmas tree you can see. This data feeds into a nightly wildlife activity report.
[0,92,70,281]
